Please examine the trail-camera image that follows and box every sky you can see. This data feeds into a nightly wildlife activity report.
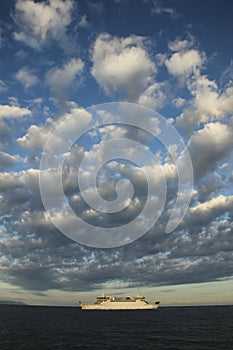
[0,0,233,306]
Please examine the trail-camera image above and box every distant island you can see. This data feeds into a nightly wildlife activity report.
[0,300,28,305]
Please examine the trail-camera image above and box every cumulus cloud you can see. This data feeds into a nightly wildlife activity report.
[0,152,21,169]
[17,104,91,153]
[189,195,233,225]
[190,75,233,120]
[173,97,186,108]
[165,49,204,77]
[177,76,233,133]
[197,173,223,203]
[137,82,166,109]
[188,122,233,179]
[0,102,30,149]
[168,37,193,52]
[0,169,45,219]
[0,104,31,120]
[16,67,39,89]
[17,124,53,153]
[91,33,156,101]
[13,0,74,50]
[46,58,84,107]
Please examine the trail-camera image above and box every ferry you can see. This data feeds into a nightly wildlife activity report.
[79,294,160,310]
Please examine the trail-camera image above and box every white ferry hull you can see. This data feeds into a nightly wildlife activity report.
[79,296,160,310]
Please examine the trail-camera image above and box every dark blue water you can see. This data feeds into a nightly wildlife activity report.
[0,305,233,349]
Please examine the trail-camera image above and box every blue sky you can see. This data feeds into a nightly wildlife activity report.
[0,0,233,306]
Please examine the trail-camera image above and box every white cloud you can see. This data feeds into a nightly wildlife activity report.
[176,109,200,134]
[17,105,91,153]
[165,49,204,77]
[46,58,84,106]
[17,124,52,153]
[177,75,233,132]
[0,172,21,191]
[137,82,166,109]
[46,59,84,92]
[16,67,39,89]
[190,195,233,225]
[197,172,223,202]
[173,97,186,108]
[0,152,21,169]
[188,122,233,178]
[0,168,44,214]
[167,35,196,52]
[91,33,156,101]
[13,0,74,50]
[168,38,191,52]
[0,104,31,120]
[98,124,128,140]
[8,96,19,107]
[191,75,233,119]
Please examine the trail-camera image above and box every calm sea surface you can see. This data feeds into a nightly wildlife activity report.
[0,305,233,350]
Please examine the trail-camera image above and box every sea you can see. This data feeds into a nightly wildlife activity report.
[0,305,233,350]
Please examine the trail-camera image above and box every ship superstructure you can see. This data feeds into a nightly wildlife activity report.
[79,295,160,310]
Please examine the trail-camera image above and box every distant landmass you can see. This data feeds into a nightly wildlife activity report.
[0,300,27,305]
